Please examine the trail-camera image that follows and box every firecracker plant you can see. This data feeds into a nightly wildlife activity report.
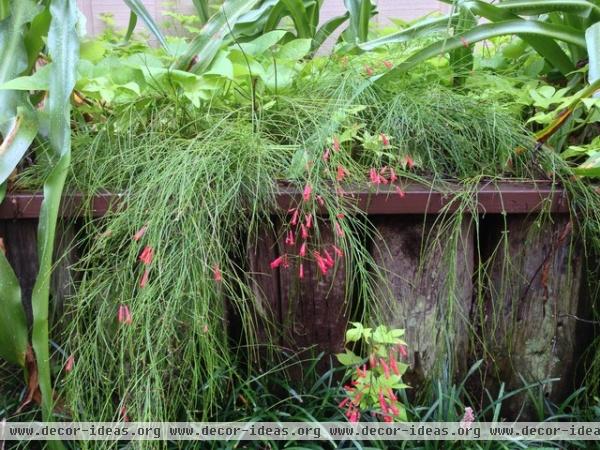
[336,323,410,423]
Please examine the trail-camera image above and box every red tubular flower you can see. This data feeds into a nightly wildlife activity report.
[336,165,348,182]
[119,405,129,422]
[396,186,405,198]
[316,195,325,207]
[270,255,288,270]
[380,358,390,378]
[323,250,334,268]
[299,242,307,257]
[118,304,132,325]
[133,225,148,241]
[389,403,400,416]
[334,222,344,237]
[303,184,312,202]
[323,148,330,162]
[285,230,295,246]
[369,168,379,184]
[290,208,299,226]
[301,224,309,240]
[369,353,377,369]
[313,251,329,275]
[389,167,398,183]
[139,269,150,288]
[404,155,415,169]
[213,265,222,282]
[380,133,390,147]
[356,364,366,378]
[387,388,397,402]
[398,344,408,358]
[389,357,400,376]
[338,397,350,408]
[65,354,75,373]
[139,246,154,265]
[364,65,374,76]
[383,415,393,423]
[332,245,343,258]
[350,411,360,423]
[383,60,393,69]
[305,213,313,229]
[299,263,304,279]
[333,136,340,152]
[379,391,388,413]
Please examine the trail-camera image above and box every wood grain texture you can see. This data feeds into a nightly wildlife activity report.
[277,223,348,362]
[247,223,282,353]
[477,215,587,417]
[247,220,349,373]
[371,215,474,387]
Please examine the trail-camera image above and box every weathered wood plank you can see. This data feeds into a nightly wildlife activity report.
[0,183,569,219]
[478,214,587,417]
[50,220,81,326]
[371,215,474,387]
[277,223,348,367]
[247,224,282,357]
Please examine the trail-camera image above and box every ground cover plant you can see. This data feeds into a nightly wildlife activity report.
[1,1,600,449]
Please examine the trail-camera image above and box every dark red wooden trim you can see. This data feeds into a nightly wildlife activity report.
[0,181,568,219]
[276,181,569,215]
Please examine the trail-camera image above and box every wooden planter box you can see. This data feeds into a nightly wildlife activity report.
[0,181,591,414]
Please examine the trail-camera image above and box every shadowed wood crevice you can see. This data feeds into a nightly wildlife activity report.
[370,215,474,387]
[0,219,38,325]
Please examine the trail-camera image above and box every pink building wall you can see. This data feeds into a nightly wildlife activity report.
[77,0,449,36]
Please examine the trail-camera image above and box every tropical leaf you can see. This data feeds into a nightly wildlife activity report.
[312,12,349,53]
[122,0,169,51]
[0,107,38,185]
[0,0,40,132]
[123,11,137,42]
[378,20,586,82]
[359,15,456,51]
[449,3,477,85]
[0,187,28,367]
[460,0,576,74]
[343,0,375,43]
[586,21,600,87]
[31,0,79,426]
[192,0,210,23]
[175,0,262,73]
[279,0,312,38]
[494,0,600,21]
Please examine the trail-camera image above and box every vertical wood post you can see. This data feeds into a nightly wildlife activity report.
[371,215,474,387]
[478,214,587,417]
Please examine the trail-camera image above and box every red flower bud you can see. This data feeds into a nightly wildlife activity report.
[139,246,154,265]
